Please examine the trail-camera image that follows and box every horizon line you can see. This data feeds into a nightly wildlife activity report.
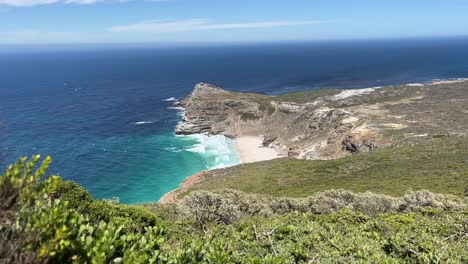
[1,35,468,50]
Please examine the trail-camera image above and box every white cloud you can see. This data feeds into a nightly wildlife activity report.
[0,0,98,6]
[110,19,331,33]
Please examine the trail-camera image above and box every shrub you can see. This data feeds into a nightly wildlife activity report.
[0,156,163,263]
[0,155,54,263]
[87,201,161,232]
[56,180,93,213]
[179,189,468,225]
[399,190,466,211]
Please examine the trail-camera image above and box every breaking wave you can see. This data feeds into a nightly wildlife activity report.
[134,121,155,125]
[181,134,240,170]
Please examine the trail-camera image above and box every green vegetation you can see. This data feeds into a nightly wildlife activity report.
[1,137,467,263]
[178,189,466,226]
[183,137,468,198]
[240,112,262,121]
[277,89,340,104]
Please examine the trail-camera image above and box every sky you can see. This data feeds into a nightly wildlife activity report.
[0,0,468,44]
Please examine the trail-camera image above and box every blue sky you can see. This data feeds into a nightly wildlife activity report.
[1,0,468,44]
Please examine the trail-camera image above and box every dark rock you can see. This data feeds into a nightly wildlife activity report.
[262,135,277,147]
[342,137,377,154]
[342,138,359,154]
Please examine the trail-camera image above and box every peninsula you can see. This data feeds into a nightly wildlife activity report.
[175,80,467,160]
[162,80,468,203]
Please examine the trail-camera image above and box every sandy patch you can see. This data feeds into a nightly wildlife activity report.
[233,136,282,164]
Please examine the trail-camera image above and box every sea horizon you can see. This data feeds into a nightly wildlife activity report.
[2,35,468,51]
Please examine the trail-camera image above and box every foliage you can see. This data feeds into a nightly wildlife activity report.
[56,180,93,213]
[276,89,341,104]
[87,201,162,232]
[0,156,166,264]
[178,189,467,227]
[1,156,468,263]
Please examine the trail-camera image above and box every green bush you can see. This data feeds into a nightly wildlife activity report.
[87,201,161,232]
[56,180,93,213]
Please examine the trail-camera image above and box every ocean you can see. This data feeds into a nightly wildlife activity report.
[1,37,467,203]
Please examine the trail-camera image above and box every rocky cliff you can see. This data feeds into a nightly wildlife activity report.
[175,80,468,160]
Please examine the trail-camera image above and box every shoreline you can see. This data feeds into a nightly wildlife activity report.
[158,135,281,204]
[233,136,283,164]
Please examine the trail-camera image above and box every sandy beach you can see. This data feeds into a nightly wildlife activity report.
[233,136,282,163]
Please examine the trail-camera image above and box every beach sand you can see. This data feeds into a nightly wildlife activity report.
[233,136,282,163]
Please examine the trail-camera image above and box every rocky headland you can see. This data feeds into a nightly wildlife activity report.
[175,80,468,160]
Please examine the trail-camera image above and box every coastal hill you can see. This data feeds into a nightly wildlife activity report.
[161,80,468,203]
[175,81,468,160]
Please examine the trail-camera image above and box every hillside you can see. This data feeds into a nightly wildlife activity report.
[160,136,468,203]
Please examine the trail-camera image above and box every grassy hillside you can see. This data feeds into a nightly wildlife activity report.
[181,137,468,198]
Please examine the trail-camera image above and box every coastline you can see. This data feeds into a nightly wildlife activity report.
[159,77,468,204]
[159,135,282,204]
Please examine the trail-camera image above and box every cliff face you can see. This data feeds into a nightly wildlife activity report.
[175,83,260,135]
[175,81,468,160]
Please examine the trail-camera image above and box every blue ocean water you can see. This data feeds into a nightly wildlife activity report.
[1,38,468,203]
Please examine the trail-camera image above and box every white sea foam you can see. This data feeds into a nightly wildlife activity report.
[182,134,240,170]
[168,106,184,110]
[164,147,182,153]
[168,106,185,117]
[164,97,177,102]
[429,78,468,85]
[134,121,155,125]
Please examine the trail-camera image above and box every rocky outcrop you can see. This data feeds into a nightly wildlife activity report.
[262,135,277,147]
[175,83,259,136]
[175,81,468,160]
[342,136,377,154]
[277,102,304,114]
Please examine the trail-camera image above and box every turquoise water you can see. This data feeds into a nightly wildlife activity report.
[1,39,468,203]
[85,131,240,203]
